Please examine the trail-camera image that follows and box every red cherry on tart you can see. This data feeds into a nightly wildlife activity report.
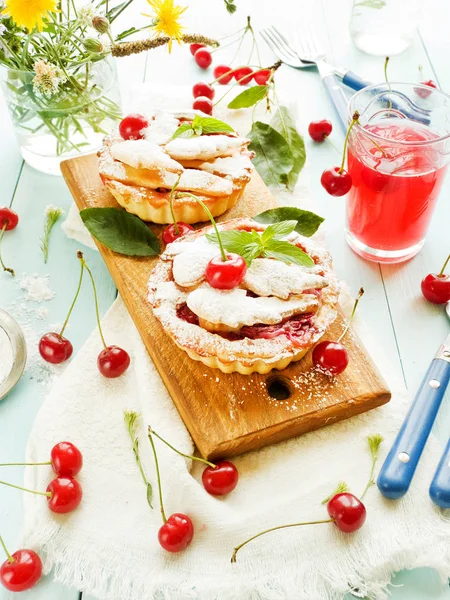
[205,253,247,290]
[0,207,19,231]
[97,345,130,378]
[51,441,83,477]
[202,461,239,496]
[253,69,271,85]
[213,64,234,84]
[189,43,205,56]
[308,119,333,142]
[421,254,450,304]
[327,492,366,533]
[234,66,253,85]
[312,341,348,375]
[118,113,148,140]
[158,513,194,553]
[39,332,73,364]
[46,477,82,514]
[192,81,215,100]
[0,549,42,592]
[162,223,194,245]
[194,48,212,69]
[321,167,352,196]
[192,96,213,115]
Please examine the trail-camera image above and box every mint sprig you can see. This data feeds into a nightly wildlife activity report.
[172,115,235,139]
[206,220,314,268]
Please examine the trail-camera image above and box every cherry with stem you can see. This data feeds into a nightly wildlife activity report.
[0,441,83,477]
[421,253,450,304]
[0,476,82,514]
[162,177,194,245]
[0,534,42,592]
[149,426,239,496]
[0,207,19,276]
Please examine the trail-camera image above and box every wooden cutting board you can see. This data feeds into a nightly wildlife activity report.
[61,154,391,460]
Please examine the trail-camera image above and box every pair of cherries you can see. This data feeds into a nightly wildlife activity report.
[0,442,83,592]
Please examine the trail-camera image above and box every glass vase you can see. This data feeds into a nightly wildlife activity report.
[1,57,122,176]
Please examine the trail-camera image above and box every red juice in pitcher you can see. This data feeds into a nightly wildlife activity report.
[346,120,448,261]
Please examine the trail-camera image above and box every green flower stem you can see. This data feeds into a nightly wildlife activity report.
[439,254,450,276]
[0,462,51,467]
[360,434,384,500]
[177,192,227,261]
[0,479,51,497]
[0,534,14,563]
[148,431,167,524]
[78,253,108,350]
[0,223,14,276]
[59,256,84,338]
[337,287,364,343]
[124,411,153,508]
[148,427,216,469]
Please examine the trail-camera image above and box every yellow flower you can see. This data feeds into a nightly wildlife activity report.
[145,0,187,51]
[5,0,58,31]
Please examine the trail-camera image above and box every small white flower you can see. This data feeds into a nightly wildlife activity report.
[45,204,64,217]
[78,4,96,28]
[33,59,66,98]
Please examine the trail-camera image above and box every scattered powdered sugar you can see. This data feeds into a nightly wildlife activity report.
[18,273,55,302]
[0,327,13,386]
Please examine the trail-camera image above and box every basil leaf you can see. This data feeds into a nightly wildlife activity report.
[261,220,298,243]
[172,123,195,139]
[262,240,314,267]
[271,106,306,190]
[192,115,234,134]
[146,483,153,509]
[248,122,294,187]
[254,207,324,237]
[80,207,160,256]
[228,86,268,109]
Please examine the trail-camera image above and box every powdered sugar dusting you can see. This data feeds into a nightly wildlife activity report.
[165,135,249,161]
[18,274,55,302]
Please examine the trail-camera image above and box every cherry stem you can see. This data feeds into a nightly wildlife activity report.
[148,427,216,469]
[168,176,181,235]
[439,253,450,277]
[339,111,359,174]
[177,192,227,261]
[0,222,14,276]
[0,534,14,564]
[147,430,167,523]
[0,461,51,467]
[0,479,51,497]
[59,254,84,338]
[384,56,392,111]
[78,252,108,350]
[231,519,333,563]
[337,287,364,343]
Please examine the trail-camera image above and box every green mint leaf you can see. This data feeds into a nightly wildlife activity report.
[248,122,294,187]
[193,125,203,136]
[262,240,314,267]
[254,207,324,237]
[171,123,194,139]
[206,230,262,266]
[80,207,160,256]
[228,86,268,109]
[192,115,234,134]
[261,220,298,244]
[270,106,306,190]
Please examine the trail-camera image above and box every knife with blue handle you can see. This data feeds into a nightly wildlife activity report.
[377,333,450,500]
[429,438,450,508]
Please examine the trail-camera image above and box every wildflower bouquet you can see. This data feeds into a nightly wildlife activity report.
[0,0,217,172]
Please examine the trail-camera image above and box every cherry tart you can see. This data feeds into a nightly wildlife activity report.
[98,111,254,225]
[148,219,340,374]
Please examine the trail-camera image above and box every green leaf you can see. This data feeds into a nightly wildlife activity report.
[261,220,298,243]
[248,122,294,187]
[254,207,324,237]
[172,123,195,139]
[146,483,153,508]
[270,106,306,190]
[262,240,314,267]
[228,86,268,109]
[80,208,160,256]
[206,230,261,266]
[192,115,234,134]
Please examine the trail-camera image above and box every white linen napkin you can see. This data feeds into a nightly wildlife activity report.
[21,87,450,600]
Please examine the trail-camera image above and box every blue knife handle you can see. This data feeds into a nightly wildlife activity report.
[322,73,349,130]
[377,358,450,499]
[342,70,371,91]
[429,438,450,508]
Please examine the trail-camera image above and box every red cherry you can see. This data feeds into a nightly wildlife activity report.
[234,66,253,85]
[416,80,437,99]
[312,340,349,375]
[0,549,42,592]
[202,461,239,496]
[327,492,366,533]
[421,273,450,304]
[118,113,148,140]
[308,119,333,142]
[192,96,213,115]
[205,253,247,289]
[158,513,194,552]
[162,223,194,245]
[46,477,82,514]
[321,166,352,196]
[253,69,271,85]
[97,345,130,378]
[51,442,83,477]
[189,43,205,56]
[194,48,212,69]
[213,64,234,85]
[192,81,215,100]
[39,332,73,364]
[0,207,19,231]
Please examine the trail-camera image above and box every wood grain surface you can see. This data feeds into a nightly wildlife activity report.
[61,153,391,460]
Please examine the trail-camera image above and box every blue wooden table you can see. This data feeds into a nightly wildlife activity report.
[0,0,449,598]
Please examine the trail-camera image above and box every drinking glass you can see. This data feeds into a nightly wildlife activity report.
[345,82,450,264]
